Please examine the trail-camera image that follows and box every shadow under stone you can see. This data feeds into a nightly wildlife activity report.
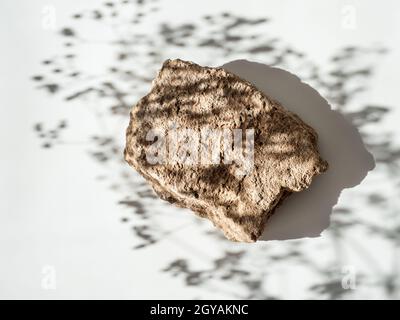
[222,59,375,241]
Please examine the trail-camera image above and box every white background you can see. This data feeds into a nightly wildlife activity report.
[1,0,399,299]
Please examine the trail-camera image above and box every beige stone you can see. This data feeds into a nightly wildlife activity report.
[124,59,328,242]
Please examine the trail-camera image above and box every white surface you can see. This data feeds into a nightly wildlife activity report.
[1,0,399,299]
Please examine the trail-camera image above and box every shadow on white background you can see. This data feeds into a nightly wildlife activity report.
[222,60,375,241]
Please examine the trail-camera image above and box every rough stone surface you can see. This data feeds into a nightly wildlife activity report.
[124,59,328,242]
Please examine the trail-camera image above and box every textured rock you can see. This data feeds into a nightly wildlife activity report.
[124,59,328,242]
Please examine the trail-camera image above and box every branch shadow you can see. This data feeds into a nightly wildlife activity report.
[222,59,375,241]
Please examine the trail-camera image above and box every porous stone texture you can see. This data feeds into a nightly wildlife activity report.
[124,59,328,242]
